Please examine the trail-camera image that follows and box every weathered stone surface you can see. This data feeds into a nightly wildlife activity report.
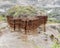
[0,22,60,48]
[6,16,48,33]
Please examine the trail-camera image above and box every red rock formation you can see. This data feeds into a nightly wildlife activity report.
[7,16,48,34]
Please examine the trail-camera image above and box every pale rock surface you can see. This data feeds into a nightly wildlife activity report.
[0,22,60,48]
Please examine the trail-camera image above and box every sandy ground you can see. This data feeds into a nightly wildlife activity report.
[0,22,60,48]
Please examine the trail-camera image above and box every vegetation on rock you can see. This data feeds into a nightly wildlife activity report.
[7,5,38,17]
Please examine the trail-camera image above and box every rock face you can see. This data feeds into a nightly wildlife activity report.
[6,16,48,34]
[0,22,60,48]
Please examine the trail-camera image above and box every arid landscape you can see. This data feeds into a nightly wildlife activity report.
[0,0,60,48]
[0,21,60,48]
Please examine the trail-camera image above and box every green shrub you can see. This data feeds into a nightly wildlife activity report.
[48,18,60,23]
[51,38,60,48]
[0,16,6,21]
[51,42,60,48]
[7,5,37,17]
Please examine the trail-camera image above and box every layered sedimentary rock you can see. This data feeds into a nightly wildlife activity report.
[7,16,48,33]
